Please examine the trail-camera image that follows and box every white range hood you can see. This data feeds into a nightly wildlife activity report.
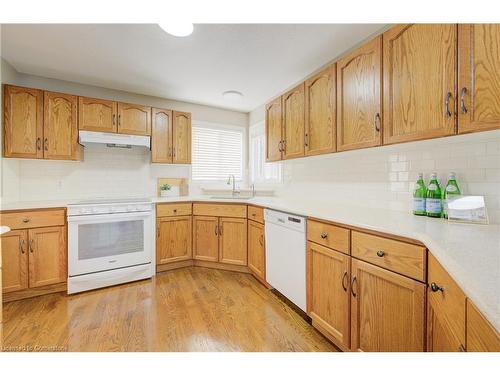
[79,131,150,149]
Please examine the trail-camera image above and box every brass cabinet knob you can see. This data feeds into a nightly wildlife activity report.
[22,218,30,223]
[320,232,328,239]
[430,282,444,292]
[376,250,385,257]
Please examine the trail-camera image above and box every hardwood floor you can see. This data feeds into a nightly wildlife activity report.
[1,267,337,352]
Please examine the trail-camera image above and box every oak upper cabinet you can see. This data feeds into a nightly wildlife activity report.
[337,36,382,151]
[265,97,283,162]
[157,216,192,264]
[78,97,117,133]
[3,85,43,159]
[307,242,350,350]
[458,24,500,133]
[282,83,305,159]
[172,111,192,164]
[28,226,66,288]
[192,216,219,262]
[151,108,173,163]
[350,259,425,352]
[1,229,28,293]
[219,217,247,266]
[247,220,265,281]
[383,24,457,145]
[466,300,500,352]
[117,102,151,136]
[427,254,466,352]
[305,65,336,156]
[44,91,80,160]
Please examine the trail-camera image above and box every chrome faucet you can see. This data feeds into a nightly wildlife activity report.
[227,175,240,196]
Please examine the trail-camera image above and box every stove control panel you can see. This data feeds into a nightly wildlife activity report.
[67,202,153,216]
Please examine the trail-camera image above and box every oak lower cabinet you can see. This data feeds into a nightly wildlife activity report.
[427,253,466,352]
[350,259,425,352]
[247,219,265,281]
[156,216,192,264]
[337,36,382,151]
[458,24,500,133]
[307,241,350,350]
[466,300,500,352]
[383,24,457,144]
[1,226,66,297]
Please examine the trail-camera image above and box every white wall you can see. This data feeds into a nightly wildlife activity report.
[274,130,500,223]
[1,56,248,203]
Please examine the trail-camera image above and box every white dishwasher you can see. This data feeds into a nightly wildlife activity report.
[264,209,307,311]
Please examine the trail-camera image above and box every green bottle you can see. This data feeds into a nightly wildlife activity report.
[426,173,442,218]
[443,172,461,219]
[413,173,427,216]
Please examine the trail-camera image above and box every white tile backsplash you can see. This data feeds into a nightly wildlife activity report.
[276,130,500,223]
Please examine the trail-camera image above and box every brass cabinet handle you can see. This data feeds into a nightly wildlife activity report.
[215,224,218,236]
[304,133,309,148]
[29,239,34,253]
[173,147,176,158]
[36,137,41,150]
[20,239,26,254]
[351,276,358,297]
[320,232,328,239]
[458,344,466,352]
[460,87,468,114]
[219,223,223,236]
[22,217,30,223]
[44,138,48,151]
[259,234,264,246]
[444,92,453,118]
[278,140,282,152]
[430,282,444,293]
[168,147,172,157]
[374,112,381,132]
[113,114,116,125]
[281,140,286,152]
[341,271,348,292]
[118,114,121,126]
[376,250,385,257]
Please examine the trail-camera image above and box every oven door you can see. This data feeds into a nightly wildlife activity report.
[68,211,153,277]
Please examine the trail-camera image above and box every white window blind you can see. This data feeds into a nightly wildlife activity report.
[249,122,282,184]
[192,124,243,181]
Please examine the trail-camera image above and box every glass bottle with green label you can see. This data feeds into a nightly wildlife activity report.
[426,173,442,218]
[443,172,461,219]
[413,172,427,216]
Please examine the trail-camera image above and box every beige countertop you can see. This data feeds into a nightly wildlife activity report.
[2,195,499,331]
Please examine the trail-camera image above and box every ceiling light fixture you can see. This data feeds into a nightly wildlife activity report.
[222,90,244,100]
[158,22,194,37]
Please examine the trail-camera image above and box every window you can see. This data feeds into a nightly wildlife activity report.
[192,122,244,181]
[249,121,282,184]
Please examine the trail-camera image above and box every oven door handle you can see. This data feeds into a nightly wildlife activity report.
[67,211,152,222]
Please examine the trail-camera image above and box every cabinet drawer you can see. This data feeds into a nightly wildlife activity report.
[0,209,65,230]
[193,203,247,218]
[156,203,192,217]
[247,205,264,223]
[351,231,426,281]
[307,219,350,254]
[428,253,466,345]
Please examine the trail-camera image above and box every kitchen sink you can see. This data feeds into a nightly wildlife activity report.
[209,195,251,200]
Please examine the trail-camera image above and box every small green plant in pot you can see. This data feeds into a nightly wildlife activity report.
[160,183,172,197]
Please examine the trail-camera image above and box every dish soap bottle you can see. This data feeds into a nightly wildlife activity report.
[413,173,427,216]
[426,173,442,218]
[443,172,461,219]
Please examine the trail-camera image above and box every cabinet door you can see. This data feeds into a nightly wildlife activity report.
[156,216,192,264]
[458,24,500,133]
[44,91,79,160]
[337,36,382,151]
[172,111,191,164]
[247,220,265,280]
[1,229,28,293]
[305,65,336,156]
[466,300,500,352]
[219,218,247,266]
[28,226,67,288]
[383,24,457,144]
[3,85,43,158]
[307,242,350,349]
[282,83,305,159]
[350,259,425,352]
[192,216,219,262]
[427,300,464,352]
[151,108,173,163]
[265,97,283,162]
[78,97,117,133]
[117,102,151,135]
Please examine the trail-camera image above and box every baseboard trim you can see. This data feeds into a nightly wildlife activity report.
[3,282,67,303]
[156,260,194,273]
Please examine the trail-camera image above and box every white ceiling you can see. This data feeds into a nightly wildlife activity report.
[1,24,385,112]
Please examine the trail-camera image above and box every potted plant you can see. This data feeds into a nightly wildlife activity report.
[160,183,180,197]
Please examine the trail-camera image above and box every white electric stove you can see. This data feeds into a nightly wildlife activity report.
[67,198,154,294]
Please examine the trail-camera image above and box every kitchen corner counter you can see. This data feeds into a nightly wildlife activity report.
[1,195,499,331]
